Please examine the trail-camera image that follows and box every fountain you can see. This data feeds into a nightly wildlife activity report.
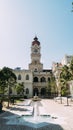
[20,100,53,128]
[32,92,41,101]
[3,99,62,129]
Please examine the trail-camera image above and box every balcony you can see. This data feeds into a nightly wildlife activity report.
[33,82,48,87]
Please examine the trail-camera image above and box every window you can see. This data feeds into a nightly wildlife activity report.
[48,77,50,82]
[18,74,21,80]
[33,77,38,82]
[34,68,38,72]
[26,88,29,94]
[34,61,37,64]
[40,77,46,82]
[26,74,29,80]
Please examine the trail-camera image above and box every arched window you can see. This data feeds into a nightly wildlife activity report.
[33,77,38,82]
[18,74,21,80]
[48,77,50,82]
[26,88,29,94]
[33,88,39,96]
[41,88,46,96]
[34,61,37,64]
[26,74,29,80]
[40,77,46,82]
[9,87,12,94]
[34,68,38,72]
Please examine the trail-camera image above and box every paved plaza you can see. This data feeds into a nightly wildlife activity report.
[0,98,73,130]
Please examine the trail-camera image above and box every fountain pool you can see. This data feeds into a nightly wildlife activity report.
[3,100,64,129]
[5,114,57,128]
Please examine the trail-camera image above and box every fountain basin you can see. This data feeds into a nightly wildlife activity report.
[3,99,62,129]
[32,96,41,101]
[5,114,57,128]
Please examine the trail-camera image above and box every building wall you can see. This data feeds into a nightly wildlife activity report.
[13,68,33,98]
[52,62,62,95]
[61,55,73,66]
[12,37,53,98]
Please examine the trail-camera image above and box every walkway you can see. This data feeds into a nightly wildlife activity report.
[0,98,73,130]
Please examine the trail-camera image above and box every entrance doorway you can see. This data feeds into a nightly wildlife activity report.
[33,88,39,96]
[41,88,46,97]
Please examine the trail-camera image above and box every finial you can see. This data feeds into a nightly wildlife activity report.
[34,35,38,41]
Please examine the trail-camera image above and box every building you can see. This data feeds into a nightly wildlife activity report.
[14,37,53,98]
[13,68,33,98]
[52,62,62,95]
[61,54,73,66]
[52,55,73,97]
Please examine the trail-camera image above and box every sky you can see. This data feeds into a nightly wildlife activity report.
[0,0,73,69]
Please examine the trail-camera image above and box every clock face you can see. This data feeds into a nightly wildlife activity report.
[34,49,38,53]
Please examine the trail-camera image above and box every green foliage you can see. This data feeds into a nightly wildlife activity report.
[16,82,24,95]
[0,67,17,107]
[61,86,70,96]
[0,67,16,93]
[60,65,72,85]
[47,75,57,96]
[60,65,72,96]
[1,67,16,85]
[0,70,7,94]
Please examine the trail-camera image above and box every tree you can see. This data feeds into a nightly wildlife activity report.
[47,75,57,98]
[0,67,16,107]
[60,65,72,105]
[0,71,7,96]
[16,82,24,96]
[51,76,57,97]
[60,65,72,82]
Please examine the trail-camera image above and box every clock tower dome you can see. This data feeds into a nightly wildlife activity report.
[29,37,43,71]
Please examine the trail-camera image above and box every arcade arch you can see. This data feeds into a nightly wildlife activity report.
[33,77,39,82]
[41,87,46,96]
[40,77,46,82]
[33,87,39,96]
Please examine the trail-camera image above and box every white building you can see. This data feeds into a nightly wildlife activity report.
[13,37,53,98]
[52,62,62,95]
[61,54,73,66]
[52,55,73,97]
[13,68,33,98]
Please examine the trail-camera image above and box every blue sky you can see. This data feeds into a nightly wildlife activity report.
[0,0,73,69]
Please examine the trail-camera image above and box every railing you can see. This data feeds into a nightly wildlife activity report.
[33,82,48,87]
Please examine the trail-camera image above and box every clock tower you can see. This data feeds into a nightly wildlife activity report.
[29,37,43,71]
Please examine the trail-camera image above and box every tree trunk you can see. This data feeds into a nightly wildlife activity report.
[7,85,10,108]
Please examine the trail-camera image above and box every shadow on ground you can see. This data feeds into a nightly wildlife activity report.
[0,110,64,130]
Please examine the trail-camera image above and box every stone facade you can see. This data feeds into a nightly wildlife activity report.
[52,62,62,95]
[14,37,53,98]
[61,54,73,66]
[13,68,33,98]
[52,55,73,97]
